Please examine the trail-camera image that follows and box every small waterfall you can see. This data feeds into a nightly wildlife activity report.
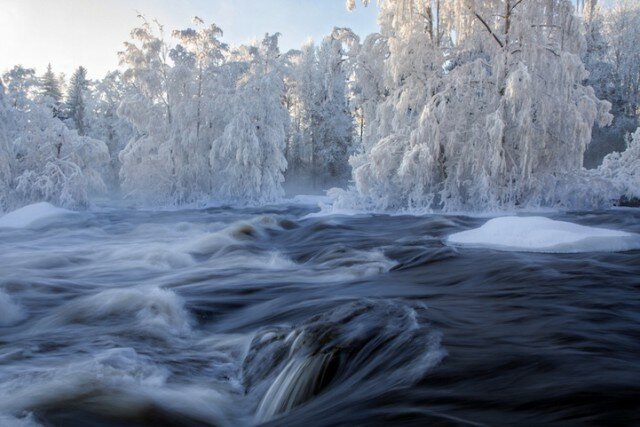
[255,352,338,422]
[244,299,445,424]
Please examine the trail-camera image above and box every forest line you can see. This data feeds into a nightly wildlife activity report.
[1,0,639,212]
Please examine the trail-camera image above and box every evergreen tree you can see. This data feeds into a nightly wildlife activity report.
[65,66,89,135]
[41,63,63,117]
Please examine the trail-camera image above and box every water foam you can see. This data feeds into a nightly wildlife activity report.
[0,290,26,327]
[38,287,191,339]
[180,219,296,271]
[93,217,294,272]
[105,243,197,269]
[0,413,42,427]
[0,345,246,426]
[306,247,397,277]
[0,348,167,413]
[0,202,73,229]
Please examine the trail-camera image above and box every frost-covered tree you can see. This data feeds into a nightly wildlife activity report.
[2,66,38,109]
[118,17,289,206]
[347,31,388,150]
[581,0,640,167]
[337,0,450,210]
[11,111,110,209]
[64,66,90,135]
[210,34,288,204]
[168,17,229,202]
[312,31,355,186]
[40,63,64,117]
[172,17,228,140]
[283,45,313,182]
[119,16,235,205]
[118,17,181,204]
[285,32,354,190]
[0,74,110,211]
[582,2,609,98]
[41,64,63,103]
[334,0,612,212]
[85,71,135,189]
[605,0,640,117]
[0,81,14,212]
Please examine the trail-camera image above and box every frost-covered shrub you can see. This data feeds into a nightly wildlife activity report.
[598,128,640,201]
[12,125,109,208]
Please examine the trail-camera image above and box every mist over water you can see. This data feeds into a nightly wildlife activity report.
[0,202,639,426]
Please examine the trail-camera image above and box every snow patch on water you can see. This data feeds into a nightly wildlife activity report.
[0,290,26,327]
[0,202,73,229]
[447,216,640,253]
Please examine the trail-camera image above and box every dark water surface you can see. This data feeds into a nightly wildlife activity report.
[0,202,639,426]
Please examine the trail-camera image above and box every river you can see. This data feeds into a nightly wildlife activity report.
[0,201,639,426]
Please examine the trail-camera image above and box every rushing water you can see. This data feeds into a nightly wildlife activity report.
[0,201,639,426]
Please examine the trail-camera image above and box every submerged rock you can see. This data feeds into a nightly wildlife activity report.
[241,300,445,422]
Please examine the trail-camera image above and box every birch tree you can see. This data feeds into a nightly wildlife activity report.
[336,0,612,212]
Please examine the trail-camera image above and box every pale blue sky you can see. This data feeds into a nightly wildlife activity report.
[0,0,379,78]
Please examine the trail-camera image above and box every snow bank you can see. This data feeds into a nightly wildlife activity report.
[0,202,73,229]
[446,216,640,253]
